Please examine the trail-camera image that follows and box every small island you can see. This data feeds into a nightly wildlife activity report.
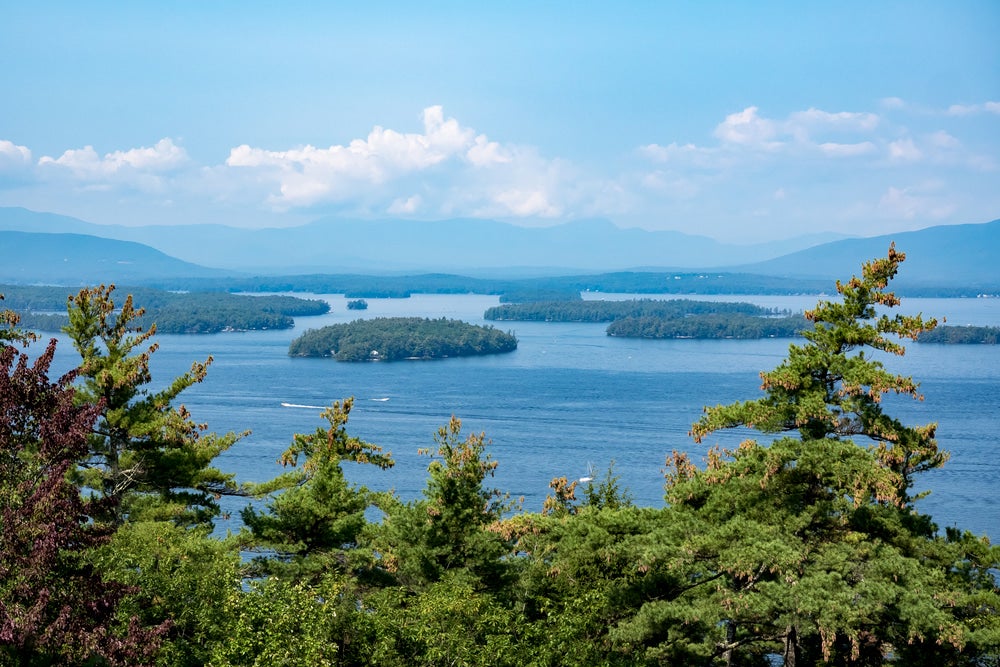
[288,317,518,361]
[346,299,369,310]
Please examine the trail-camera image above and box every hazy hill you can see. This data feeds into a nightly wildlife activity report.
[738,219,1000,288]
[0,231,227,284]
[1,207,996,290]
[0,207,845,274]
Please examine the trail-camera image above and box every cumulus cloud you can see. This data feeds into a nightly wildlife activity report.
[0,140,32,168]
[226,106,521,209]
[38,138,188,182]
[946,101,1000,116]
[714,107,782,149]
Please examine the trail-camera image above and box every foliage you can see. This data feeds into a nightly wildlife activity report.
[0,293,35,348]
[90,521,243,667]
[0,339,163,666]
[346,298,368,310]
[63,285,244,526]
[289,316,517,361]
[239,398,394,582]
[208,575,344,667]
[371,417,515,591]
[918,324,1000,344]
[645,244,1000,664]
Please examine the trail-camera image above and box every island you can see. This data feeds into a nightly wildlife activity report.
[484,298,809,339]
[484,298,782,323]
[918,325,1000,344]
[346,299,369,310]
[288,317,518,361]
[1,284,329,334]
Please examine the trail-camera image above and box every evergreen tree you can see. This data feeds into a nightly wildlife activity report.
[608,245,1000,665]
[63,285,243,526]
[240,397,394,581]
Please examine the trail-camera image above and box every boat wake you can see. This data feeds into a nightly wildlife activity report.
[280,402,326,410]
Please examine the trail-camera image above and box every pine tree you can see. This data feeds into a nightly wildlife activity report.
[63,285,243,526]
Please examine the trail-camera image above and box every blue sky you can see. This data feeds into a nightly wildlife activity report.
[1,2,997,242]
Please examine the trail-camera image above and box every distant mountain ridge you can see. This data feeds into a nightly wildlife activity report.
[0,207,847,274]
[737,219,1000,288]
[0,230,228,284]
[0,207,996,290]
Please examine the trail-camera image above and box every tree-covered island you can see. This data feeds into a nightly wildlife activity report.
[289,316,518,361]
[485,298,809,339]
[0,284,329,334]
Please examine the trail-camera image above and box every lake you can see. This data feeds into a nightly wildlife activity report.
[41,292,1000,539]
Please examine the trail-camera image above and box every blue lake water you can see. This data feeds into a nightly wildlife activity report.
[41,292,1000,539]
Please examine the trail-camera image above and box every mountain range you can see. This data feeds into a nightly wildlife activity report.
[0,207,997,290]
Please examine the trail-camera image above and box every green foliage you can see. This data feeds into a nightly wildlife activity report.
[691,244,943,502]
[649,245,1000,665]
[91,521,242,667]
[289,316,517,361]
[372,417,514,590]
[209,575,344,667]
[240,398,393,581]
[64,285,244,526]
[364,574,530,667]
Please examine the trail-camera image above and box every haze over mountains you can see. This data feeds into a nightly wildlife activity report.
[1,206,997,290]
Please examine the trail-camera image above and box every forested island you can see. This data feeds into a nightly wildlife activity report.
[484,298,782,322]
[0,284,329,334]
[917,325,1000,344]
[288,317,518,361]
[346,298,369,310]
[485,298,808,339]
[607,312,809,339]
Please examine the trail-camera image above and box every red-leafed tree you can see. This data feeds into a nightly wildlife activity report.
[0,339,164,666]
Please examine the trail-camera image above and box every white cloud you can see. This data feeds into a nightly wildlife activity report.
[879,97,907,110]
[787,108,879,136]
[467,135,511,167]
[493,189,561,217]
[38,138,188,180]
[226,106,521,208]
[816,141,876,157]
[946,101,1000,116]
[0,140,32,168]
[888,138,922,162]
[388,195,422,214]
[714,107,782,149]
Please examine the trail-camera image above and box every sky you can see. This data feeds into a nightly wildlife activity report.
[1,2,998,243]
